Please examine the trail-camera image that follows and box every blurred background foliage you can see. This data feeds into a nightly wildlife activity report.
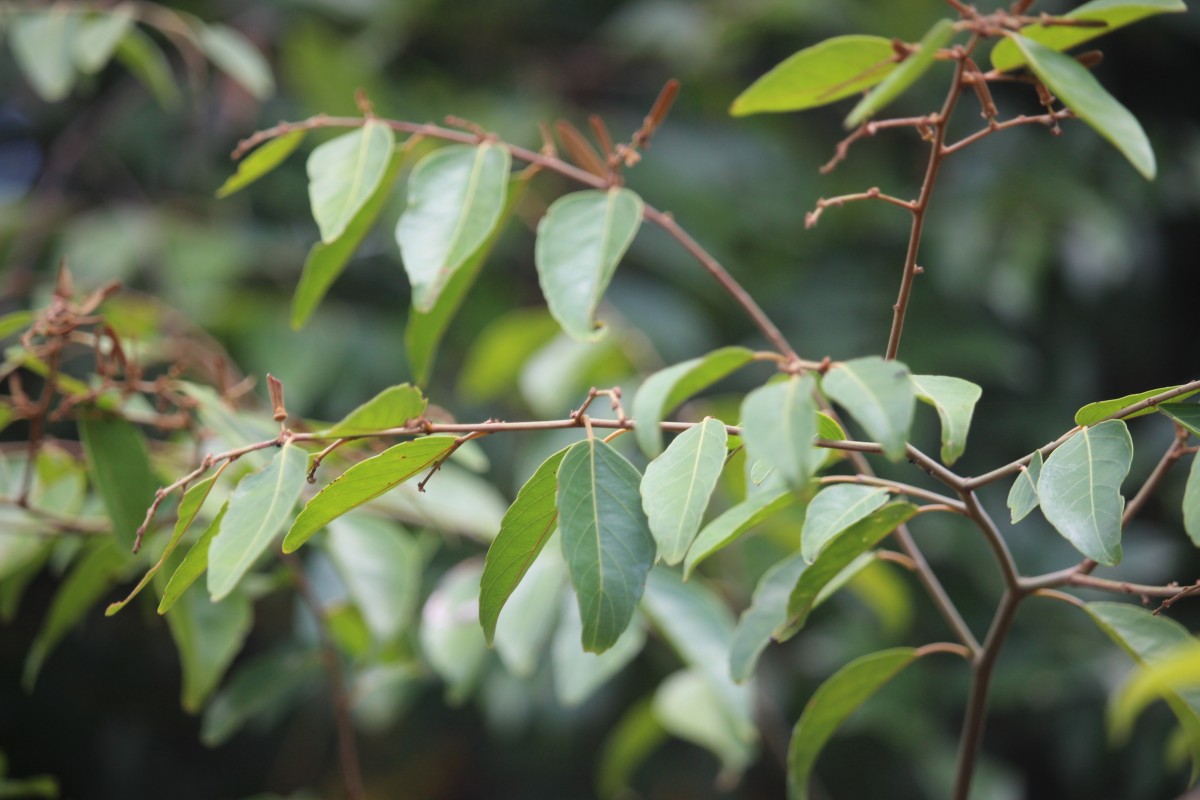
[1,0,1199,798]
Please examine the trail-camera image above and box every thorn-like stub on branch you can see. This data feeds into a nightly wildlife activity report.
[55,260,74,299]
[354,88,374,117]
[267,373,287,422]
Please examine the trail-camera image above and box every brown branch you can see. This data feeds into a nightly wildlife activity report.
[821,116,936,174]
[805,188,915,229]
[942,110,1074,155]
[818,474,966,513]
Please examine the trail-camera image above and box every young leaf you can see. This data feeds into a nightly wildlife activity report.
[292,150,406,329]
[991,0,1187,73]
[1110,645,1200,754]
[283,435,457,553]
[801,485,889,563]
[1037,420,1132,566]
[684,489,796,578]
[9,10,78,102]
[326,516,421,643]
[845,19,955,128]
[1159,403,1200,437]
[778,502,918,640]
[1007,449,1044,524]
[200,649,321,746]
[164,585,252,713]
[641,418,727,565]
[653,669,756,776]
[72,6,134,74]
[730,550,808,682]
[1011,35,1155,179]
[216,131,305,199]
[909,374,982,466]
[78,412,159,552]
[1075,384,1197,426]
[741,374,820,487]
[396,143,512,312]
[420,561,488,705]
[480,446,571,644]
[552,593,647,707]
[557,438,657,653]
[207,443,308,601]
[322,384,426,436]
[114,27,180,109]
[730,35,898,116]
[198,23,274,100]
[535,187,643,342]
[821,356,915,462]
[788,648,922,800]
[307,120,395,243]
[159,504,226,614]
[1184,455,1200,548]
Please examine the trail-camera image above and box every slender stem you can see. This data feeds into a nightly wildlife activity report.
[818,474,966,512]
[942,110,1074,155]
[959,490,1021,590]
[1122,425,1191,525]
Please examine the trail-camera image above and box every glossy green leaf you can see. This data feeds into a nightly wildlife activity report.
[1012,35,1155,179]
[779,502,917,640]
[216,131,305,199]
[1007,449,1043,524]
[552,593,647,706]
[283,436,456,553]
[480,446,570,643]
[397,144,511,312]
[458,308,561,403]
[326,516,421,643]
[420,561,488,705]
[323,384,426,436]
[845,19,955,128]
[1159,403,1200,437]
[684,488,795,578]
[1037,420,1132,566]
[788,648,922,800]
[1184,455,1200,548]
[201,649,320,746]
[78,412,159,552]
[158,504,225,614]
[9,11,78,102]
[113,28,180,109]
[208,443,308,600]
[307,120,395,244]
[801,484,889,563]
[198,23,274,99]
[292,150,405,329]
[654,669,755,776]
[71,5,133,74]
[741,374,820,487]
[641,418,727,565]
[821,356,915,462]
[558,439,656,653]
[165,584,252,712]
[632,346,754,457]
[991,0,1186,73]
[1076,385,1197,426]
[597,698,667,800]
[535,187,643,342]
[493,541,566,677]
[730,35,898,116]
[910,374,982,465]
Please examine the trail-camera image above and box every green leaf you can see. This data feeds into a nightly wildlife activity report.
[397,144,512,312]
[597,698,667,800]
[1011,35,1155,179]
[307,120,396,244]
[493,541,566,677]
[78,412,159,551]
[0,310,34,340]
[1037,420,1132,566]
[24,539,126,689]
[552,593,647,706]
[292,150,405,329]
[1007,449,1043,524]
[730,550,808,682]
[558,438,657,653]
[632,346,754,457]
[778,502,918,640]
[326,516,421,643]
[9,10,78,102]
[845,19,955,128]
[113,27,180,109]
[198,23,274,100]
[816,411,849,469]
[1110,644,1200,762]
[322,384,426,436]
[1159,403,1200,437]
[1076,385,1198,426]
[1184,454,1200,548]
[165,585,252,713]
[788,648,922,800]
[420,561,488,705]
[200,649,320,746]
[158,503,225,614]
[207,443,308,601]
[909,374,982,466]
[684,488,796,578]
[991,0,1187,73]
[821,356,915,462]
[654,669,756,777]
[641,418,727,565]
[535,187,643,342]
[216,132,305,199]
[730,35,899,116]
[741,374,820,487]
[71,5,133,74]
[480,446,570,643]
[406,177,529,385]
[801,485,889,563]
[457,308,562,403]
[283,436,456,553]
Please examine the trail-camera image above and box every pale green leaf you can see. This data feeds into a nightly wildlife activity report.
[1007,449,1043,524]
[322,384,426,437]
[741,374,820,486]
[458,308,562,403]
[821,356,915,462]
[207,443,308,600]
[684,489,795,578]
[1159,403,1200,438]
[1037,420,1132,566]
[420,560,488,705]
[910,374,982,465]
[78,412,159,551]
[113,28,180,109]
[397,144,512,312]
[730,35,898,116]
[158,504,226,614]
[845,19,955,128]
[535,187,643,342]
[326,515,421,643]
[1011,35,1155,179]
[597,698,667,800]
[165,584,252,712]
[801,484,889,563]
[9,11,78,102]
[71,5,133,74]
[480,446,570,643]
[307,120,395,244]
[493,541,566,677]
[216,131,305,199]
[201,649,320,746]
[198,23,274,99]
[788,648,922,800]
[1184,454,1200,548]
[558,439,656,653]
[641,418,727,565]
[552,592,647,706]
[1076,385,1197,426]
[654,669,755,777]
[632,347,753,457]
[283,436,456,553]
